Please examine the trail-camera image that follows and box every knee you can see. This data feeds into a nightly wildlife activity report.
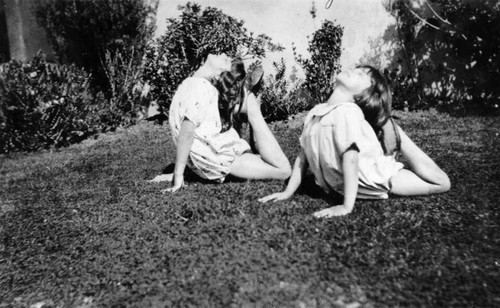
[439,173,451,192]
[432,171,451,194]
[277,163,292,180]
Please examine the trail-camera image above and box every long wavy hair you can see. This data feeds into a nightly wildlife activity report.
[353,65,392,135]
[212,60,246,133]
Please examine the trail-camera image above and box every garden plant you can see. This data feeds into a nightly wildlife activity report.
[373,0,500,113]
[0,53,102,153]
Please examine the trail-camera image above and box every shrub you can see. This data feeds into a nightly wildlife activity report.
[142,2,284,112]
[34,0,158,91]
[0,53,101,153]
[259,59,310,122]
[100,48,147,128]
[382,0,500,114]
[294,20,343,104]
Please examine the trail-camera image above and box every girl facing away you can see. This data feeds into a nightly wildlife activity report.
[259,65,450,217]
[154,53,291,192]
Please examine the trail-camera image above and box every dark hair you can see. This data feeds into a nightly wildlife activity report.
[212,60,246,133]
[353,65,392,134]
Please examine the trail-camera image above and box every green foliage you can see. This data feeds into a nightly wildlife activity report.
[100,49,147,128]
[142,2,284,111]
[0,53,101,153]
[32,0,156,136]
[34,0,158,91]
[260,59,310,122]
[383,0,500,114]
[294,20,343,104]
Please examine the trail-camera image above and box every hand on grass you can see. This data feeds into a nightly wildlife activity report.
[313,205,352,218]
[161,175,184,193]
[258,191,293,203]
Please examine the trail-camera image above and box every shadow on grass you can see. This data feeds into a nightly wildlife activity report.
[161,162,256,185]
[296,172,344,205]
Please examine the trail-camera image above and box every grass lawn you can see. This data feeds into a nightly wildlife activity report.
[1,110,499,307]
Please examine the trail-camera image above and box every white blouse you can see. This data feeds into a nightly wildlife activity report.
[300,102,403,199]
[169,77,250,182]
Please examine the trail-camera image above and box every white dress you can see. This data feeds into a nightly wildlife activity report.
[299,102,404,199]
[169,77,251,182]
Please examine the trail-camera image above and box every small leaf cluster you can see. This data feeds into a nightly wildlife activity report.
[259,59,310,122]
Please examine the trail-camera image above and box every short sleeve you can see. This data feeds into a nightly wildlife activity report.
[299,127,306,149]
[299,106,319,149]
[332,105,364,155]
[178,78,213,127]
[298,116,309,149]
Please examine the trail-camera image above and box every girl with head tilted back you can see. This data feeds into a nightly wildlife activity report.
[158,53,291,192]
[259,65,450,217]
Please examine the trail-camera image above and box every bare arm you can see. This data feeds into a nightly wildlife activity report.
[313,147,359,217]
[258,149,308,202]
[340,148,359,210]
[163,119,196,193]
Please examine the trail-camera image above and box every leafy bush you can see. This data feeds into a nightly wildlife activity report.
[381,0,500,114]
[100,49,147,128]
[33,0,157,131]
[259,59,310,122]
[142,2,284,111]
[34,0,158,91]
[294,20,343,104]
[0,53,101,153]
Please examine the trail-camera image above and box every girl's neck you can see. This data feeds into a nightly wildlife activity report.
[326,86,354,106]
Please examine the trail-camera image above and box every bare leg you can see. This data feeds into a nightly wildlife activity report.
[389,126,451,195]
[229,94,292,180]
